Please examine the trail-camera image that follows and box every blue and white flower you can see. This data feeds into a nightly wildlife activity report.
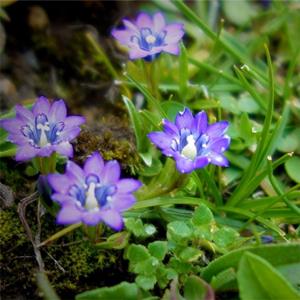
[0,96,85,161]
[112,12,184,61]
[148,108,230,173]
[48,152,141,230]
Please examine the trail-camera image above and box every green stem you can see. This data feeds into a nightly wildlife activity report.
[38,223,82,247]
[198,168,223,206]
[142,60,160,101]
[36,272,60,300]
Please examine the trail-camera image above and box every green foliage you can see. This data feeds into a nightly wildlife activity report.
[237,252,300,300]
[125,218,156,238]
[76,282,149,300]
[202,243,300,292]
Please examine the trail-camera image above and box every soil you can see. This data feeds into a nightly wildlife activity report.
[0,1,142,299]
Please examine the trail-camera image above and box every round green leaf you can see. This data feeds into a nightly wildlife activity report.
[285,156,300,183]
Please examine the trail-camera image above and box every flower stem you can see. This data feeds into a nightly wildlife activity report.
[142,60,160,102]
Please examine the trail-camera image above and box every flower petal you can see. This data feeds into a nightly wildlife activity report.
[116,179,142,194]
[32,96,50,116]
[48,99,67,122]
[209,137,230,153]
[153,12,165,32]
[175,107,194,129]
[111,194,136,211]
[51,193,75,204]
[175,155,194,173]
[194,156,209,169]
[163,119,179,136]
[164,23,184,44]
[162,44,180,55]
[148,131,173,150]
[66,161,85,184]
[194,111,208,134]
[53,142,73,158]
[136,12,153,29]
[128,48,150,59]
[15,145,38,161]
[100,209,123,231]
[111,28,134,45]
[84,152,104,176]
[37,146,54,157]
[123,19,138,32]
[7,133,28,145]
[64,116,85,129]
[209,153,229,167]
[56,203,82,225]
[15,104,34,123]
[82,211,102,226]
[60,127,81,141]
[48,174,73,194]
[102,160,121,184]
[206,121,229,137]
[0,118,24,134]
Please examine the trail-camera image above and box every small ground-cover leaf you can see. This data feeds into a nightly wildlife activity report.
[285,156,300,183]
[277,128,300,153]
[192,204,214,226]
[167,221,192,243]
[136,275,157,291]
[148,241,168,261]
[223,0,256,26]
[178,247,203,263]
[237,252,300,300]
[213,227,239,248]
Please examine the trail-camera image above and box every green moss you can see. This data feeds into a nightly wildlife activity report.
[75,123,140,173]
[0,207,36,298]
[1,206,129,298]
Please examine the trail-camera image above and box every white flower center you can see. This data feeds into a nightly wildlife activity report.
[85,182,99,211]
[37,123,50,147]
[146,35,156,44]
[181,135,197,160]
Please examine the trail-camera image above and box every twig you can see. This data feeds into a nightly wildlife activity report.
[17,192,45,272]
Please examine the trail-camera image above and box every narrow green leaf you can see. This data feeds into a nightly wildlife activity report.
[76,282,139,300]
[179,42,188,102]
[125,73,167,119]
[122,96,145,153]
[201,243,300,282]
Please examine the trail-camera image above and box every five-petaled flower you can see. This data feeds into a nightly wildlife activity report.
[0,97,85,161]
[148,108,230,173]
[111,12,184,61]
[48,152,141,230]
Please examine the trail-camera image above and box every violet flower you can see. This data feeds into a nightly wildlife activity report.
[48,152,141,230]
[148,108,230,174]
[0,96,85,161]
[112,12,184,61]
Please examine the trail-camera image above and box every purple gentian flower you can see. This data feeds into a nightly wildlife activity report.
[111,12,184,61]
[148,108,230,174]
[0,96,85,161]
[48,152,141,230]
